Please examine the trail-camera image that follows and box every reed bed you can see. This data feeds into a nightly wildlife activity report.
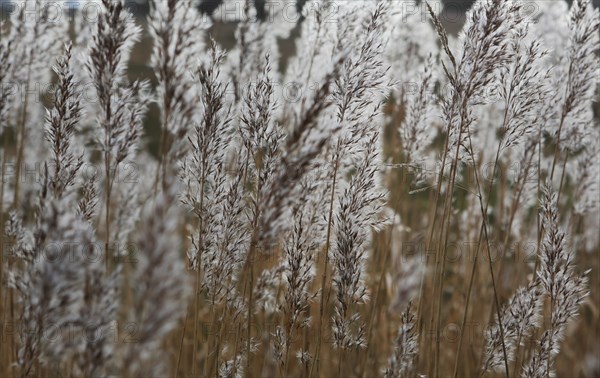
[0,0,598,377]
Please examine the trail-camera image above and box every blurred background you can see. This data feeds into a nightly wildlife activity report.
[2,0,599,15]
[1,0,598,156]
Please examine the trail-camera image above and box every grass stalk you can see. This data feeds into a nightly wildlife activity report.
[309,155,339,378]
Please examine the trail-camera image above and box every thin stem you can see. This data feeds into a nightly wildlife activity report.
[243,160,263,376]
[337,346,343,378]
[309,155,339,378]
[547,295,554,378]
[12,55,32,210]
[415,116,452,373]
[214,307,228,378]
[361,227,391,377]
[0,138,7,374]
[104,156,111,272]
[433,156,458,378]
[153,42,172,194]
[175,306,190,376]
[556,152,569,205]
[513,334,523,377]
[526,123,545,362]
[282,323,294,378]
[153,121,168,194]
[549,102,569,182]
[192,267,201,376]
[466,131,510,378]
[453,138,502,378]
[433,112,465,377]
[192,165,208,375]
[244,237,257,375]
[361,150,411,377]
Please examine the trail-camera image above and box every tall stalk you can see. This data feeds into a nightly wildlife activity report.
[415,119,452,372]
[309,155,339,378]
[465,130,510,378]
[432,121,464,377]
[12,61,32,209]
[453,68,526,374]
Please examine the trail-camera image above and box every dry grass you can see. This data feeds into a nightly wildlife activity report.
[0,0,598,377]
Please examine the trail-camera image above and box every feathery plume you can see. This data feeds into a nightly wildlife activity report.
[122,186,191,375]
[522,184,589,377]
[148,0,210,181]
[45,43,83,198]
[384,302,418,378]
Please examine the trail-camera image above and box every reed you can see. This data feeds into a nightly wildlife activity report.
[0,0,597,377]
